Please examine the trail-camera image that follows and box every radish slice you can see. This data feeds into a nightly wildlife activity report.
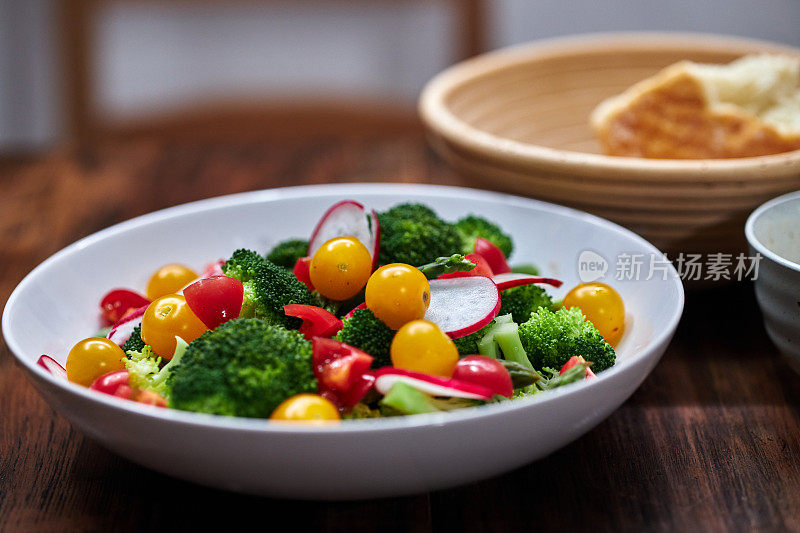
[37,355,67,380]
[107,304,148,346]
[342,302,367,320]
[201,260,225,278]
[372,368,494,400]
[424,277,500,338]
[308,200,380,269]
[492,273,563,290]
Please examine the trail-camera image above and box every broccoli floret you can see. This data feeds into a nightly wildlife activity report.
[168,318,316,418]
[377,203,462,266]
[335,308,395,367]
[121,325,146,354]
[265,238,309,269]
[499,285,554,323]
[222,248,319,327]
[381,203,439,220]
[124,339,187,400]
[518,307,615,372]
[512,264,540,276]
[453,215,513,258]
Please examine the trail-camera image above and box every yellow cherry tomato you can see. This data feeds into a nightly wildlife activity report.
[66,337,127,387]
[561,282,625,346]
[146,263,198,300]
[365,264,430,330]
[141,294,208,358]
[309,236,373,301]
[270,394,341,423]
[390,320,459,377]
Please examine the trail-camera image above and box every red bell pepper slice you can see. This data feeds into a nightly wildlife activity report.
[284,304,343,340]
[135,390,168,407]
[559,356,596,379]
[293,256,314,291]
[438,253,494,279]
[473,238,512,275]
[342,302,367,320]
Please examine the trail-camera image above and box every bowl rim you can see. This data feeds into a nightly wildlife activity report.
[2,183,685,434]
[745,189,800,272]
[419,31,800,179]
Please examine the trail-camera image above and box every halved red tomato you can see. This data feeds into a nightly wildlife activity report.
[184,275,244,330]
[100,289,150,326]
[311,337,374,407]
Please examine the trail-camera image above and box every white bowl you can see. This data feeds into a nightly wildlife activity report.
[2,183,684,499]
[746,190,800,373]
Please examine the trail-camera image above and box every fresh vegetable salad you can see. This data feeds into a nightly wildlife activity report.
[40,200,625,422]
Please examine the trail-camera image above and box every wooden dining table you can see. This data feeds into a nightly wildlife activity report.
[2,132,800,531]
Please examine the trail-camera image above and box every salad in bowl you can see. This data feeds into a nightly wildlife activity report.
[4,184,682,498]
[43,198,625,422]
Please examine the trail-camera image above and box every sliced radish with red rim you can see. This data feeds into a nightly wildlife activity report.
[424,276,500,338]
[492,273,563,290]
[308,200,380,269]
[37,355,67,380]
[372,368,494,400]
[107,304,148,346]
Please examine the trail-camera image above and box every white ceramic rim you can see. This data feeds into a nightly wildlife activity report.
[745,189,800,272]
[2,183,684,434]
[418,31,800,177]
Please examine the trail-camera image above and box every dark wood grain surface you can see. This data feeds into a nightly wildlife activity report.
[2,135,800,532]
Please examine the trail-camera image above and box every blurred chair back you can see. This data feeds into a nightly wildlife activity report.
[60,0,486,143]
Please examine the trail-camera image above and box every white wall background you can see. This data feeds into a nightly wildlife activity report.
[2,0,800,150]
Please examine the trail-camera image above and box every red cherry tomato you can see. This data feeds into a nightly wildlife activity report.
[293,256,314,291]
[100,289,150,326]
[184,275,244,329]
[473,238,512,275]
[89,370,132,397]
[452,355,514,398]
[283,304,343,340]
[438,253,494,279]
